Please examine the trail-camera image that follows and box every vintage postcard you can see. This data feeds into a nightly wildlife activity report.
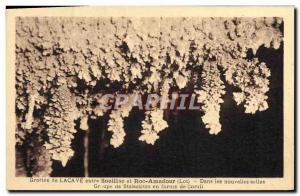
[6,6,294,191]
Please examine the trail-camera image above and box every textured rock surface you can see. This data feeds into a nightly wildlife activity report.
[15,17,283,176]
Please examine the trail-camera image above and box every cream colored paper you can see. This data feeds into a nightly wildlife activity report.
[6,6,294,191]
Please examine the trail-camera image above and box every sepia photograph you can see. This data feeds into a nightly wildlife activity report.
[6,6,294,191]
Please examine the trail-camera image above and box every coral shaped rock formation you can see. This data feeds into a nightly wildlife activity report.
[15,17,283,176]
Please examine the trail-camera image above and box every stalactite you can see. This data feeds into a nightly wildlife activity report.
[195,61,225,135]
[223,58,271,114]
[23,91,37,130]
[107,96,134,148]
[139,109,169,145]
[80,115,89,177]
[43,85,79,167]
